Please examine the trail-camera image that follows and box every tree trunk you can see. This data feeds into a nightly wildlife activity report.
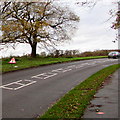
[31,42,37,58]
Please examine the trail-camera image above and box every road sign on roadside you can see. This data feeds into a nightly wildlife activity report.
[8,58,16,64]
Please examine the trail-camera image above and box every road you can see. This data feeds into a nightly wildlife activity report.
[1,58,118,119]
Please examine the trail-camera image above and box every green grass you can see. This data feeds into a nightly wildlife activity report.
[1,56,107,73]
[39,64,120,119]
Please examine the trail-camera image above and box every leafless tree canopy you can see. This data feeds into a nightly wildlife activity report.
[111,2,120,29]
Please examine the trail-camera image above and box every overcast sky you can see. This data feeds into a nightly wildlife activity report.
[0,0,119,58]
[57,0,118,51]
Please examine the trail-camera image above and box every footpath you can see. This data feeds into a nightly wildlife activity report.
[82,69,119,119]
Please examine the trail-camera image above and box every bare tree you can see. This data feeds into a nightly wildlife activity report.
[111,2,120,30]
[1,1,79,57]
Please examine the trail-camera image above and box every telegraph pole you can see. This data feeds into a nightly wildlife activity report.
[118,1,120,49]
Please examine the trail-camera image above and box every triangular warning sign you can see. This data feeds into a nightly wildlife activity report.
[8,58,16,64]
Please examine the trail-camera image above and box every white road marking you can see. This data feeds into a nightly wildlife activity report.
[31,73,46,79]
[43,73,57,79]
[1,59,116,91]
[67,65,76,68]
[0,80,22,87]
[32,72,57,79]
[76,65,83,68]
[1,86,14,90]
[75,63,91,68]
[0,80,36,91]
[52,68,64,73]
[82,63,90,66]
[89,63,95,65]
[32,59,115,80]
[14,80,36,90]
[32,67,72,80]
[62,68,72,73]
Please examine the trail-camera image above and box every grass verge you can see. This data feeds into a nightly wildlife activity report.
[39,64,120,119]
[2,56,107,73]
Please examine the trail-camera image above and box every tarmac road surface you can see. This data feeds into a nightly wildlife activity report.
[1,58,118,118]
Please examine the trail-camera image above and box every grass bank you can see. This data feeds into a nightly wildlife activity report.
[2,56,107,73]
[39,64,120,119]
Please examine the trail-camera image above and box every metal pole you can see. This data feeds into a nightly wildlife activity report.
[118,1,120,49]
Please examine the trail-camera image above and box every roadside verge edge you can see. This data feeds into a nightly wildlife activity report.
[39,64,120,119]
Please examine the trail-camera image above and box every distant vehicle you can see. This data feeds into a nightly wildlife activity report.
[108,51,120,59]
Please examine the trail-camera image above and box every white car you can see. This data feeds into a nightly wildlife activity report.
[108,51,120,59]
